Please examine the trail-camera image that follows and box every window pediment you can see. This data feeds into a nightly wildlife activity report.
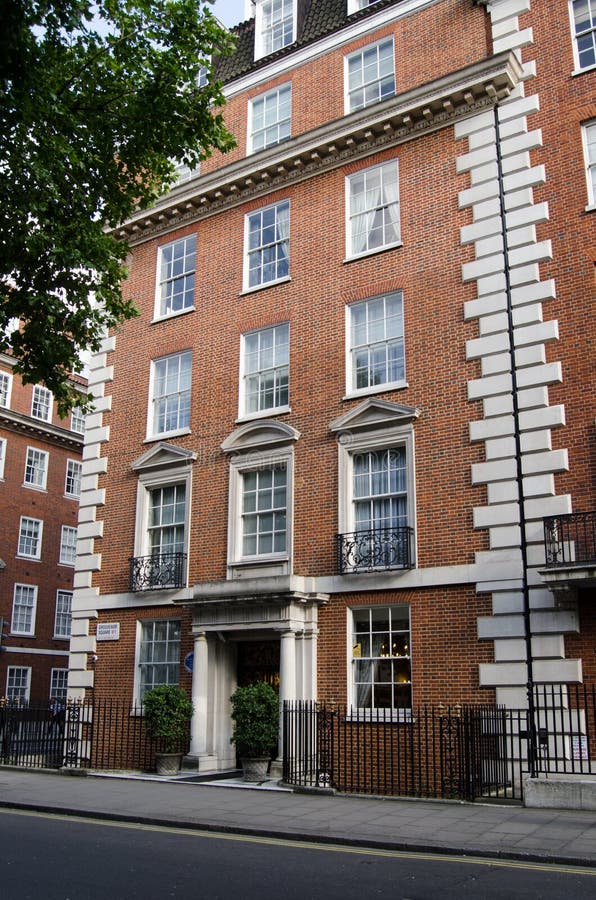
[222,420,300,454]
[131,442,196,473]
[330,398,420,435]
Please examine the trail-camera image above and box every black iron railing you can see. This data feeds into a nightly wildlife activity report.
[282,701,527,801]
[543,511,596,568]
[0,698,190,771]
[533,683,596,776]
[129,552,187,591]
[337,527,414,574]
[0,699,68,768]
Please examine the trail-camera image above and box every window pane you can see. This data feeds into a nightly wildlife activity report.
[352,605,411,709]
[246,201,290,288]
[139,620,181,698]
[158,236,196,317]
[152,351,191,435]
[349,293,404,391]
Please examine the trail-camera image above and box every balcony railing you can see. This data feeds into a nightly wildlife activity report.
[337,527,414,574]
[128,552,187,591]
[543,512,596,568]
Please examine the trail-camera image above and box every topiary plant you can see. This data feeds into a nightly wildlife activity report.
[230,682,279,759]
[143,684,193,754]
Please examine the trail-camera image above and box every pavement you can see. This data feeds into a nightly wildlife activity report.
[0,767,595,867]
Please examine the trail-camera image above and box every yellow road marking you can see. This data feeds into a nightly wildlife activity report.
[1,806,594,877]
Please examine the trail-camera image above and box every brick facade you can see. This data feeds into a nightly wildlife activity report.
[0,355,84,700]
[68,0,594,774]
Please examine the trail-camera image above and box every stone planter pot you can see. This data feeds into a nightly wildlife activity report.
[240,757,270,782]
[155,752,183,776]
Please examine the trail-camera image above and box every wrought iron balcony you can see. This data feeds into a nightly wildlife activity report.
[337,527,414,574]
[128,553,187,591]
[543,512,596,568]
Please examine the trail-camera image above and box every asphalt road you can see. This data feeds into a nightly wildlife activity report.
[1,808,594,900]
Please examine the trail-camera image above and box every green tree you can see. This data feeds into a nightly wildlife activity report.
[0,0,235,414]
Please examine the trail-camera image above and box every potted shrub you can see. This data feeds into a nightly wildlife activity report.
[230,682,279,782]
[143,684,193,776]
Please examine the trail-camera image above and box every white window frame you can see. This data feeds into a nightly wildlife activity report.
[24,446,49,490]
[346,159,401,259]
[65,458,82,498]
[6,666,31,701]
[11,583,38,636]
[134,619,181,703]
[134,474,191,580]
[147,350,192,440]
[0,437,6,479]
[569,0,596,72]
[50,668,69,703]
[172,159,201,185]
[31,385,53,422]
[248,82,292,154]
[346,292,406,397]
[71,407,86,434]
[348,0,383,13]
[154,235,197,320]
[227,445,294,568]
[244,200,290,291]
[17,516,43,559]
[349,604,412,714]
[582,120,596,207]
[59,525,78,566]
[239,322,290,419]
[0,370,12,408]
[345,37,395,114]
[337,423,416,562]
[54,590,73,639]
[255,0,296,61]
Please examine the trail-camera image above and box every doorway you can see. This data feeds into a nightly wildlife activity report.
[236,639,280,690]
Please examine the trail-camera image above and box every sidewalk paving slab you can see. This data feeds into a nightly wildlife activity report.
[0,768,594,868]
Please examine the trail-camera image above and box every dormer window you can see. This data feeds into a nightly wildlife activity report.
[348,0,383,14]
[255,0,296,60]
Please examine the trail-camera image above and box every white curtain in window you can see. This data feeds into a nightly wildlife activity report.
[381,166,399,242]
[276,201,290,269]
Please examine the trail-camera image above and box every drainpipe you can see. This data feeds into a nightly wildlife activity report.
[492,105,538,777]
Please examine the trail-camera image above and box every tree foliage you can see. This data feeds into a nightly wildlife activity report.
[0,0,235,413]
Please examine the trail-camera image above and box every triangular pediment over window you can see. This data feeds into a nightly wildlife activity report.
[329,399,420,435]
[131,442,196,473]
[222,420,301,454]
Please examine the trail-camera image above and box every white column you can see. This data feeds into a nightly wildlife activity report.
[189,631,208,756]
[279,629,297,706]
[273,629,296,774]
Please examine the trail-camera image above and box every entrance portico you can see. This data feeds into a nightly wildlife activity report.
[180,575,327,774]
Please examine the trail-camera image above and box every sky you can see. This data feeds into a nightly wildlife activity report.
[212,0,249,28]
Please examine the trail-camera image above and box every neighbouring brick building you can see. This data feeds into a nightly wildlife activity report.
[0,354,85,702]
[67,0,595,776]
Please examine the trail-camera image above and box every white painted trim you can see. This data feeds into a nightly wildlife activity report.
[226,442,294,572]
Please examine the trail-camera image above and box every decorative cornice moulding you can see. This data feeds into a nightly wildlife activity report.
[117,50,523,246]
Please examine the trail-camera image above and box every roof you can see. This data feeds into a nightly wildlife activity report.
[215,0,402,84]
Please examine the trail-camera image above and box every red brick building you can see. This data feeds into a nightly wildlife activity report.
[0,354,85,702]
[67,0,595,775]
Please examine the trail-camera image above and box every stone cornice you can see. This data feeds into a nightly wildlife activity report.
[117,50,523,246]
[0,407,84,451]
